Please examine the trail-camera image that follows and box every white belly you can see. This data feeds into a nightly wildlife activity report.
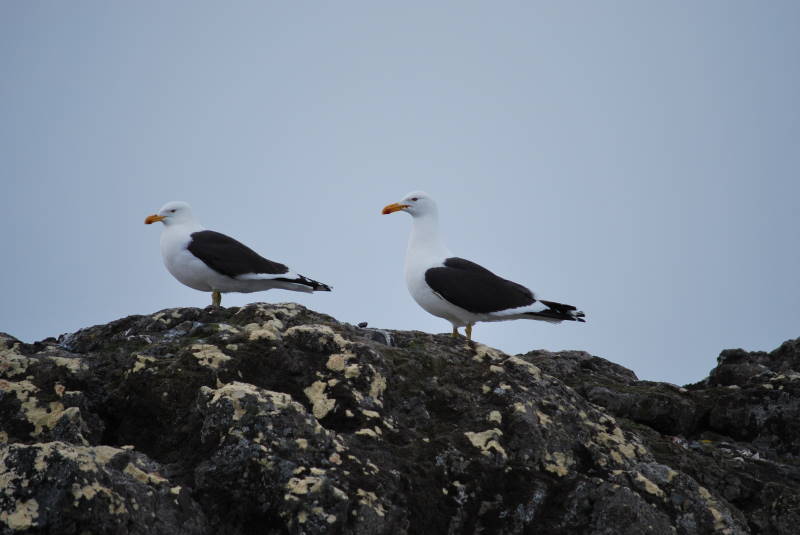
[162,248,214,291]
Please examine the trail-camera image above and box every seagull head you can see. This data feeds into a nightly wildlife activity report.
[144,201,195,226]
[382,191,437,218]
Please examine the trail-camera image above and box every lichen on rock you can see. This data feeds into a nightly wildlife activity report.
[2,305,799,534]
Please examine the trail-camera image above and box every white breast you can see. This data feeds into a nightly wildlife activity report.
[160,228,215,291]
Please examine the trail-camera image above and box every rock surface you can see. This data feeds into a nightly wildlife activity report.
[1,303,798,534]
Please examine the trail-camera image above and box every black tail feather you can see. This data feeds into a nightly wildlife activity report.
[274,275,332,291]
[534,300,586,322]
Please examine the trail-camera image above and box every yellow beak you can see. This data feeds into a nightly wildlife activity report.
[144,214,165,224]
[382,203,409,215]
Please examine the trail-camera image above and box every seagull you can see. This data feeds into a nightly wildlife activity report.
[145,201,331,306]
[382,191,584,341]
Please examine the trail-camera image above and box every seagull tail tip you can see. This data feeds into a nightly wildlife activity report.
[312,281,332,292]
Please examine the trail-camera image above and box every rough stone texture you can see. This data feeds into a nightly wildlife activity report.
[528,344,800,535]
[0,304,797,534]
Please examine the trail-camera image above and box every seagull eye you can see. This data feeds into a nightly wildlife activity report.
[170,209,176,213]
[410,197,419,202]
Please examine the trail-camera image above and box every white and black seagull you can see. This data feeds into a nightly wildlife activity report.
[382,191,585,341]
[145,201,331,307]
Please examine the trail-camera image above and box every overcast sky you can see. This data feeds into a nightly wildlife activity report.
[2,1,799,385]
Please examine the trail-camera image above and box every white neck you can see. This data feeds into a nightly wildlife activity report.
[163,219,205,235]
[406,210,451,263]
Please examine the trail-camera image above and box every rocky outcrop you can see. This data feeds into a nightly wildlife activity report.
[528,347,800,534]
[1,303,798,534]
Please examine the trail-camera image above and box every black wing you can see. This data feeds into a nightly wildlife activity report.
[424,257,536,313]
[187,230,289,278]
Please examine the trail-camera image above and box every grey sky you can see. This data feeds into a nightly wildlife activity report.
[2,2,799,385]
